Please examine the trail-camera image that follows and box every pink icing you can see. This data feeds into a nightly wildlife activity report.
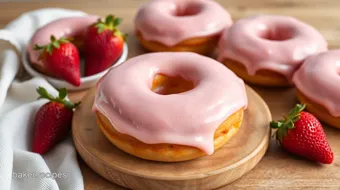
[134,0,232,46]
[26,15,99,68]
[217,15,328,82]
[292,50,340,117]
[93,52,248,155]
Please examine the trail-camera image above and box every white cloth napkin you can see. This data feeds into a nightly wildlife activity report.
[0,8,91,190]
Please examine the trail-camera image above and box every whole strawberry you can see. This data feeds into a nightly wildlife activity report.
[270,104,334,164]
[34,35,81,86]
[84,15,126,76]
[32,87,80,154]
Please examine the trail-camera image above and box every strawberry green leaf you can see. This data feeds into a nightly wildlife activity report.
[94,14,125,37]
[59,36,68,42]
[33,44,44,50]
[113,17,122,27]
[36,86,81,110]
[52,41,60,49]
[34,35,70,56]
[58,88,67,100]
[287,121,294,129]
[46,45,53,55]
[105,15,114,25]
[64,101,74,109]
[63,99,81,110]
[95,23,107,33]
[37,87,55,101]
[98,27,105,33]
[270,103,306,143]
[50,35,56,42]
[270,121,283,128]
[96,23,106,28]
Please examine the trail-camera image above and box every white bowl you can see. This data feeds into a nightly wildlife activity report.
[22,43,128,91]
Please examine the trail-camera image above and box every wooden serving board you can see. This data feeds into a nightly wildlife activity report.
[72,86,271,190]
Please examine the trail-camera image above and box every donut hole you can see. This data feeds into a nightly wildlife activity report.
[151,74,195,95]
[257,25,294,41]
[173,3,202,17]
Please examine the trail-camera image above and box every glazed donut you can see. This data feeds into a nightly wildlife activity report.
[217,15,328,87]
[292,50,340,129]
[26,15,98,75]
[134,0,232,55]
[93,52,248,162]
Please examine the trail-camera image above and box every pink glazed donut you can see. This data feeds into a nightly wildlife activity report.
[26,15,98,74]
[217,14,328,87]
[293,50,340,129]
[92,52,248,162]
[134,0,232,55]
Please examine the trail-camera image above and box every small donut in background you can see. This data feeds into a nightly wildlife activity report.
[134,0,232,55]
[217,14,328,87]
[292,50,340,129]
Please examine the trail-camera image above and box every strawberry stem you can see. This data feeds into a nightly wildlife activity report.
[36,86,81,110]
[270,104,306,142]
[94,15,127,41]
[34,35,70,55]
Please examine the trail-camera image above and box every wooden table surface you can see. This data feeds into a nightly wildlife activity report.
[1,0,340,189]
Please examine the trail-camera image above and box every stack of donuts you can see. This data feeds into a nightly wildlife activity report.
[133,0,339,130]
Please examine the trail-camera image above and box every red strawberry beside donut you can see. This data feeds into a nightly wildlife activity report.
[34,36,81,86]
[84,15,126,76]
[29,14,126,87]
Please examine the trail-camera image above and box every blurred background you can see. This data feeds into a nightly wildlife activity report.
[1,0,339,49]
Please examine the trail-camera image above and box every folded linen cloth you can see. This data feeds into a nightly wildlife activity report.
[0,8,90,190]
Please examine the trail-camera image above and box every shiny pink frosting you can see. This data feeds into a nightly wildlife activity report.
[293,50,340,117]
[93,52,248,155]
[26,15,98,68]
[134,0,232,46]
[217,15,328,82]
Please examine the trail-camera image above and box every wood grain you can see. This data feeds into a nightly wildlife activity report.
[1,0,340,189]
[72,86,271,190]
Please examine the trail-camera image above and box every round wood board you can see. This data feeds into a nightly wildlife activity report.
[72,85,272,190]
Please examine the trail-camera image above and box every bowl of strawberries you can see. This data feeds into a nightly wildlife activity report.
[22,14,128,91]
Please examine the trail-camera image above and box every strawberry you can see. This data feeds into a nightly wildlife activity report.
[84,15,126,76]
[34,35,81,86]
[270,104,334,164]
[32,87,81,155]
